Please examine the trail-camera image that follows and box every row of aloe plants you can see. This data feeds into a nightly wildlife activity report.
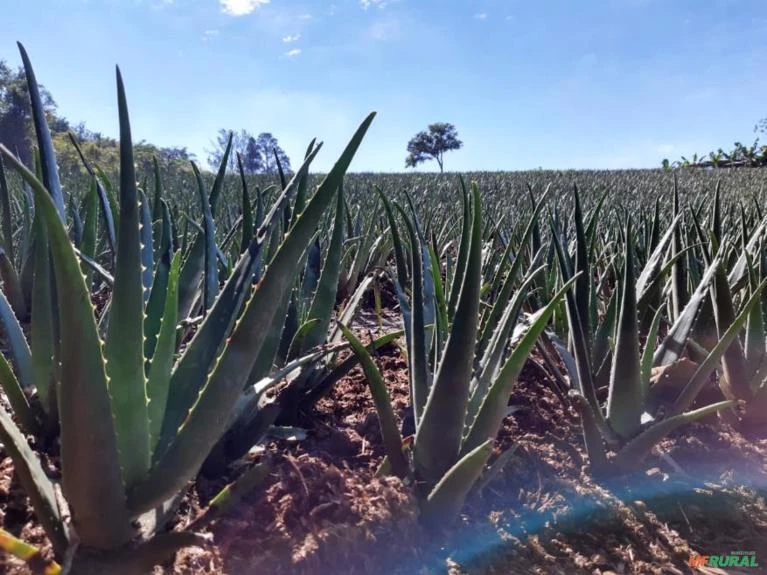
[0,42,766,574]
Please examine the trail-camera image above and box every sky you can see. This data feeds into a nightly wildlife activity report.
[1,0,765,172]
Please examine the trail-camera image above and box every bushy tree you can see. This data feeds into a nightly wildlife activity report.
[207,129,291,174]
[0,58,59,165]
[405,122,462,173]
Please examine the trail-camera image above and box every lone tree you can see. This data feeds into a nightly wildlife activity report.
[405,122,462,173]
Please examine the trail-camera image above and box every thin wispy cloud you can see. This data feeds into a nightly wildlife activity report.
[282,34,301,43]
[285,48,302,57]
[219,0,269,17]
[474,12,488,20]
[361,0,388,10]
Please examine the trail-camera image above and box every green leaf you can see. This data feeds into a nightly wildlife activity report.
[147,252,181,455]
[104,68,150,487]
[420,439,493,528]
[606,219,642,439]
[414,183,482,484]
[0,144,132,549]
[339,323,408,478]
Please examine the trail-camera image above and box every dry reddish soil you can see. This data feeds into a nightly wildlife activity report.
[1,306,766,574]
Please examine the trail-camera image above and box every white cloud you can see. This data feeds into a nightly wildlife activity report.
[474,12,488,20]
[282,34,301,43]
[361,0,388,10]
[219,0,269,17]
[285,48,302,57]
[656,144,675,154]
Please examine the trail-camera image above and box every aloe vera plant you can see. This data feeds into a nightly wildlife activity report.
[0,44,374,573]
[341,181,575,526]
[553,197,767,477]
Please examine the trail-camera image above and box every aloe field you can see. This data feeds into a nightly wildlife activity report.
[1,43,767,575]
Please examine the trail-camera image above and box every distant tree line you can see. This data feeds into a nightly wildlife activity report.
[663,119,767,170]
[0,57,292,181]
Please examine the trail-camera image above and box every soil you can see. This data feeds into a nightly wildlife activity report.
[1,306,766,574]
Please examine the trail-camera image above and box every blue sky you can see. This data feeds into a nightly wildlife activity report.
[1,0,765,172]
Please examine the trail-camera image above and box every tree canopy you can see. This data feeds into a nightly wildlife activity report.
[405,122,462,173]
[207,130,291,174]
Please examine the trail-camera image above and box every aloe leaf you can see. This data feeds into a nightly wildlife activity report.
[447,179,471,317]
[129,113,375,514]
[0,249,25,319]
[152,155,164,222]
[139,189,154,306]
[187,460,271,531]
[237,154,254,255]
[144,200,173,363]
[0,158,14,263]
[636,213,681,310]
[640,305,664,395]
[414,183,481,484]
[672,277,767,414]
[147,252,181,454]
[17,43,65,221]
[478,188,549,351]
[420,439,493,528]
[305,329,404,405]
[572,185,591,349]
[461,275,577,455]
[612,400,737,474]
[192,163,218,313]
[570,391,610,475]
[103,68,150,487]
[339,323,408,478]
[30,217,56,420]
[0,285,32,389]
[606,219,642,439]
[654,251,722,366]
[68,134,117,260]
[378,188,408,291]
[80,178,99,286]
[468,264,543,422]
[0,406,66,556]
[0,145,132,549]
[301,187,344,352]
[670,180,687,320]
[0,528,62,575]
[396,204,430,422]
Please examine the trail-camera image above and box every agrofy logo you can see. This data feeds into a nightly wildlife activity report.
[688,551,759,569]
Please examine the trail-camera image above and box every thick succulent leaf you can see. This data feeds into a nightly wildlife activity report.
[636,213,681,310]
[0,249,26,319]
[237,154,254,255]
[80,178,99,286]
[30,219,56,419]
[612,400,737,474]
[653,251,722,367]
[144,200,173,363]
[139,189,154,306]
[192,163,218,313]
[570,391,609,476]
[461,275,577,456]
[147,252,181,454]
[0,285,32,390]
[672,277,767,414]
[339,323,408,478]
[0,528,61,575]
[447,179,471,317]
[606,220,643,439]
[17,43,65,221]
[640,306,664,394]
[0,158,14,263]
[420,439,493,528]
[128,113,375,514]
[414,183,481,484]
[396,204,430,423]
[104,69,150,487]
[0,145,132,549]
[301,188,344,352]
